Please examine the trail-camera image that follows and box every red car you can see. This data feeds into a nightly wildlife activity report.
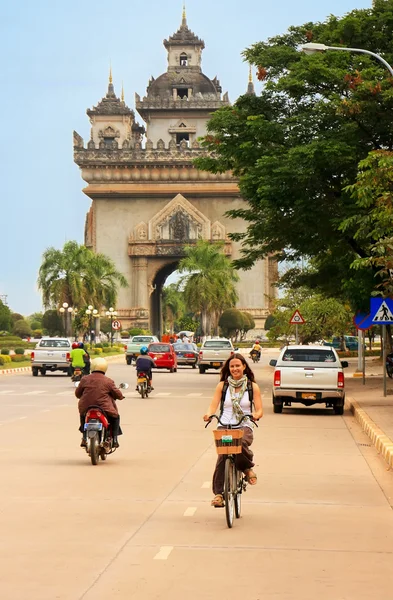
[148,343,177,372]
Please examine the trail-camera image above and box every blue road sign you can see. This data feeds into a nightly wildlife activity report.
[370,297,393,324]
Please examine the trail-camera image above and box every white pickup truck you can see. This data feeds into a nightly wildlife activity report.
[31,338,72,377]
[198,338,236,374]
[269,345,349,415]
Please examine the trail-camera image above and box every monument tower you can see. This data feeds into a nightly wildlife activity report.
[74,9,276,336]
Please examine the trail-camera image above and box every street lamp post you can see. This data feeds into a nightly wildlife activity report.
[105,307,117,347]
[85,305,98,349]
[59,302,74,338]
[301,43,393,77]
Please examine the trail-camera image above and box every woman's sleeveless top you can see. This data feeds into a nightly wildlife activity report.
[220,387,253,429]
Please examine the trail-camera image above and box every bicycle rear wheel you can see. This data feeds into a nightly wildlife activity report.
[235,469,242,519]
[224,458,235,528]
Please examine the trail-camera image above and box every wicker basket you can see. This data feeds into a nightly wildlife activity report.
[213,428,244,455]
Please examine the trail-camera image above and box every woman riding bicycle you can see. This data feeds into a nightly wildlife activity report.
[203,353,263,508]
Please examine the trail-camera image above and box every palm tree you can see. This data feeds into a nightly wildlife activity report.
[178,240,239,336]
[83,252,128,309]
[162,284,184,333]
[38,241,90,309]
[38,241,128,336]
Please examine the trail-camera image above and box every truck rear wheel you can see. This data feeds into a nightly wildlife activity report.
[40,369,46,376]
[199,366,206,374]
[334,405,344,415]
[32,367,38,377]
[126,356,132,365]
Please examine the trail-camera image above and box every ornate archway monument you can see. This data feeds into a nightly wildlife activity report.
[74,10,277,336]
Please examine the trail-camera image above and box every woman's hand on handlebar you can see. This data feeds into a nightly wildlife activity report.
[203,414,212,422]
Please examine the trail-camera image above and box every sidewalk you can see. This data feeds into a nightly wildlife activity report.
[346,357,393,468]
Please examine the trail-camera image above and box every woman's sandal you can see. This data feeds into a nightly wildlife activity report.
[211,494,224,508]
[245,469,258,485]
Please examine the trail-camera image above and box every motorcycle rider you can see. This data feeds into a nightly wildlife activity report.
[70,342,88,378]
[78,342,90,374]
[135,346,156,391]
[75,357,125,448]
[250,340,262,361]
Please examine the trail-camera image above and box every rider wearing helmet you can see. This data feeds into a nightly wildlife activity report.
[250,340,262,361]
[135,346,156,390]
[70,342,88,377]
[77,342,90,374]
[75,357,125,447]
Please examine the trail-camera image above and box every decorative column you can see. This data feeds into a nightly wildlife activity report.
[134,257,149,310]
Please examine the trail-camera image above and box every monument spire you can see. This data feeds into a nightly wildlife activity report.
[246,64,255,96]
[107,63,115,97]
[182,3,187,26]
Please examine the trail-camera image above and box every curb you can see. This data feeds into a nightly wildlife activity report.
[0,367,31,376]
[348,397,393,469]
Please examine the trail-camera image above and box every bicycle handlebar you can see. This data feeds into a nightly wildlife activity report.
[205,414,258,428]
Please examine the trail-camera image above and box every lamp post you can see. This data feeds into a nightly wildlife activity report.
[105,307,117,346]
[85,305,97,348]
[59,302,74,338]
[301,43,393,76]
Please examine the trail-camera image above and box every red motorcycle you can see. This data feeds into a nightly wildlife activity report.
[81,383,128,465]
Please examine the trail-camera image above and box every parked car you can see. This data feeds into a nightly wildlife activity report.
[269,345,348,415]
[172,342,199,368]
[324,336,360,351]
[148,343,177,372]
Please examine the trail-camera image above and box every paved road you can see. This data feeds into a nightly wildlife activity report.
[1,353,393,599]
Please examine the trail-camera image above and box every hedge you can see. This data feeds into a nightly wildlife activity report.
[10,355,28,362]
[0,355,12,365]
[0,348,10,355]
[14,347,25,355]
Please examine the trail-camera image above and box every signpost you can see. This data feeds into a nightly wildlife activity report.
[112,320,121,331]
[289,310,306,344]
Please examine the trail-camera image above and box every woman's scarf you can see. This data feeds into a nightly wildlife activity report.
[227,375,248,421]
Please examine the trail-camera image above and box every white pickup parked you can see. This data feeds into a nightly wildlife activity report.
[198,338,236,374]
[31,337,72,377]
[269,345,349,415]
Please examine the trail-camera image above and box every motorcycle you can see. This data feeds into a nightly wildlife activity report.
[250,350,260,364]
[136,371,150,398]
[76,382,129,465]
[71,366,84,383]
[386,353,393,378]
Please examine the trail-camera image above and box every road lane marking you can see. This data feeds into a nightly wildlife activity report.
[154,546,173,560]
[184,507,197,517]
[187,393,203,397]
[24,391,45,395]
[155,393,171,397]
[201,482,210,489]
[56,391,73,396]
[19,416,27,420]
[41,409,50,413]
[0,390,14,395]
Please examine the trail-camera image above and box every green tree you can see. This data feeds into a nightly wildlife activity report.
[240,312,255,339]
[13,319,32,338]
[0,300,12,332]
[195,1,393,307]
[11,313,24,324]
[162,284,185,333]
[178,240,239,336]
[38,241,128,336]
[219,309,245,340]
[28,312,43,326]
[42,310,63,336]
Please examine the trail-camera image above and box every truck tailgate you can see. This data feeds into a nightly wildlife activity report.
[280,366,339,390]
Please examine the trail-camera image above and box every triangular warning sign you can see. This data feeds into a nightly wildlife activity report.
[372,300,393,322]
[289,310,305,325]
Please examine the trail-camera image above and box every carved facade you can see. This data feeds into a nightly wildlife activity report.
[75,10,277,335]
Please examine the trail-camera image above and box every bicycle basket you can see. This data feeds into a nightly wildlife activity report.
[213,429,244,455]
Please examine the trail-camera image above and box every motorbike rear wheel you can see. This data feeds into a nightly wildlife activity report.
[387,365,393,379]
[90,434,100,466]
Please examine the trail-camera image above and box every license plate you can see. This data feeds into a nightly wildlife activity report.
[84,422,103,431]
[212,362,221,367]
[222,435,233,444]
[301,393,316,400]
[177,353,184,357]
[137,378,146,383]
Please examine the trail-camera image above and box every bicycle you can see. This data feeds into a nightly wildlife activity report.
[205,414,258,528]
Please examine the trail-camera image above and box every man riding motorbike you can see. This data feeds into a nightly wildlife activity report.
[70,342,88,378]
[135,346,156,391]
[78,341,90,374]
[250,340,262,362]
[75,357,125,448]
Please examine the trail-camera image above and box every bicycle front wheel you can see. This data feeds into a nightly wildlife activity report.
[235,469,242,519]
[224,458,235,528]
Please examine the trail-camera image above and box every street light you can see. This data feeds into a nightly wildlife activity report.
[301,43,393,77]
[105,307,118,347]
[85,305,97,348]
[59,302,74,337]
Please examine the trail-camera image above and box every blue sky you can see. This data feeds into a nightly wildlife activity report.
[0,0,371,315]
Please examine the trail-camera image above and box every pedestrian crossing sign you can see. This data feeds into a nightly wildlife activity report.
[371,298,393,324]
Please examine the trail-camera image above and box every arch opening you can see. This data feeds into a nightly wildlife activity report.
[150,261,180,338]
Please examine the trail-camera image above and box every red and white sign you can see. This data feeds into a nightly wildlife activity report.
[112,320,122,330]
[289,310,305,325]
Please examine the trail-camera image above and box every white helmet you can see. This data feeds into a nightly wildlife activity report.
[91,357,108,373]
